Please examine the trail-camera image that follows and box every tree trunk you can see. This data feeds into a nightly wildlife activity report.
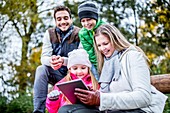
[151,74,170,93]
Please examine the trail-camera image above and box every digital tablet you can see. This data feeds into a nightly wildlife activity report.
[56,79,89,104]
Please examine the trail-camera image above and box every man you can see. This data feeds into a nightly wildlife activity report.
[33,5,80,113]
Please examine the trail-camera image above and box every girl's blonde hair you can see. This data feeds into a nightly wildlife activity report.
[93,24,149,74]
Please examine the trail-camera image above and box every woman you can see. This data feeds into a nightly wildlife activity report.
[58,24,167,113]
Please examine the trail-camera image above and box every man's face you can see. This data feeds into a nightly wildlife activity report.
[55,10,72,31]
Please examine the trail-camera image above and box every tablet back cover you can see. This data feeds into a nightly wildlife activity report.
[56,79,88,104]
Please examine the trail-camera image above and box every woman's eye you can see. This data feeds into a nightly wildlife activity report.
[104,42,108,45]
[97,44,101,47]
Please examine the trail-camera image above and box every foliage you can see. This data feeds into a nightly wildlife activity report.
[164,94,170,113]
[1,92,169,113]
[0,95,8,112]
[0,93,33,113]
[63,0,81,27]
[137,0,170,75]
[97,0,136,42]
[0,0,51,96]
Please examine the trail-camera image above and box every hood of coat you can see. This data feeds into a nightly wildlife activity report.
[119,45,138,61]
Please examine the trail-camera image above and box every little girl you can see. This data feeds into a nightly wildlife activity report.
[46,49,99,113]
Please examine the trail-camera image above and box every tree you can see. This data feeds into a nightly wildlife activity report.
[0,0,53,97]
[137,0,170,75]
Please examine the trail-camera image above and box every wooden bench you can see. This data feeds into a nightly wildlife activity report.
[151,74,170,94]
[48,74,170,94]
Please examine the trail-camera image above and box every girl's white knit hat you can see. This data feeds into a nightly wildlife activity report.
[67,49,92,69]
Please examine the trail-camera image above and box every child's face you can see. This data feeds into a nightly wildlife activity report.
[69,64,89,79]
[81,18,96,30]
[95,34,115,58]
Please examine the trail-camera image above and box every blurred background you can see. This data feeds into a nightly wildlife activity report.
[0,0,169,112]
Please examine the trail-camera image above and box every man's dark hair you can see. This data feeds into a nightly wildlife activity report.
[53,5,72,20]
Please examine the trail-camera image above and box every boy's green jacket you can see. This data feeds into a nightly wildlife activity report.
[78,19,105,68]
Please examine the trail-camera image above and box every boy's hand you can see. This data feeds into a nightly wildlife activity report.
[74,88,100,106]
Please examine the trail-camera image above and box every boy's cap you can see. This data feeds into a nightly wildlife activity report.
[67,49,92,69]
[78,1,98,21]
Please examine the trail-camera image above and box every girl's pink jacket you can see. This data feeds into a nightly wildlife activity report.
[46,73,93,113]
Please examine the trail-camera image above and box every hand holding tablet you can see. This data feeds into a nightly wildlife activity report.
[56,79,89,104]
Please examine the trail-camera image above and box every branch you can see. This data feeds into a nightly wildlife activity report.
[0,75,10,86]
[0,19,10,32]
[164,0,170,7]
[132,1,138,46]
[12,20,22,38]
[37,1,44,7]
[36,1,53,14]
[22,18,27,35]
[38,8,53,14]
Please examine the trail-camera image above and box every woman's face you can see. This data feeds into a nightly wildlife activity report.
[69,64,89,79]
[81,18,96,30]
[95,34,115,58]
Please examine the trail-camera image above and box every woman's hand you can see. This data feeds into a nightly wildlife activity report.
[74,88,100,106]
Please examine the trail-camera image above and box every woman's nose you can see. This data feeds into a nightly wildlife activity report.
[100,46,106,51]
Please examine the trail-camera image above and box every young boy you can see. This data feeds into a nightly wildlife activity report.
[78,1,106,81]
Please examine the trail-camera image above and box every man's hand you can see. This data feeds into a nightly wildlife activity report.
[74,88,100,106]
[50,55,64,70]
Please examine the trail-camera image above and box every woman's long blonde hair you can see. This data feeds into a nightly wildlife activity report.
[93,24,149,74]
